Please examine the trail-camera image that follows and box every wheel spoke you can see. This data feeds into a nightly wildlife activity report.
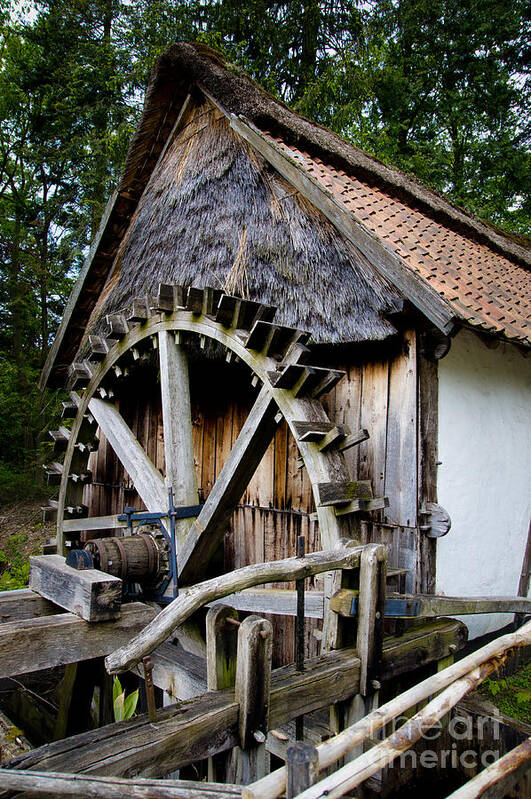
[89,398,167,512]
[178,386,279,584]
[158,330,199,547]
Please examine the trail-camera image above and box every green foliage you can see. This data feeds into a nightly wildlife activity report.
[0,0,528,503]
[482,664,531,725]
[0,533,30,589]
[112,676,139,722]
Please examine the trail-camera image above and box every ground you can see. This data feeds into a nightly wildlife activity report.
[0,502,54,590]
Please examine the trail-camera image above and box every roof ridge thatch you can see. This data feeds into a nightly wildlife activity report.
[121,42,529,269]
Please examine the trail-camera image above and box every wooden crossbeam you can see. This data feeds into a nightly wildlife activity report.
[0,603,155,679]
[0,588,62,623]
[178,387,280,584]
[330,590,531,618]
[7,620,466,779]
[89,398,167,512]
[0,771,243,799]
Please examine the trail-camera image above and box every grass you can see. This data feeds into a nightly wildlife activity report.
[480,662,531,725]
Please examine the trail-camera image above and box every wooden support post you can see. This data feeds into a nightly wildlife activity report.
[234,616,273,784]
[357,544,387,696]
[206,605,239,782]
[53,664,78,741]
[286,743,319,799]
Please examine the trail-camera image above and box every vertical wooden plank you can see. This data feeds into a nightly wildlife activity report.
[417,348,439,594]
[384,330,417,528]
[235,615,273,783]
[206,604,239,782]
[359,361,389,498]
[273,421,289,509]
[332,363,363,480]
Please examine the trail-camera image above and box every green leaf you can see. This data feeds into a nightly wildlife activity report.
[113,691,125,722]
[123,688,139,720]
[112,676,122,704]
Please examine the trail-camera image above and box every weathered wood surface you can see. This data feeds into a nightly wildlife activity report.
[445,737,531,799]
[294,662,499,799]
[206,606,239,782]
[356,544,386,694]
[158,330,198,547]
[243,620,531,799]
[0,603,156,679]
[6,647,362,778]
[63,515,126,534]
[0,589,61,623]
[5,619,467,780]
[29,555,122,622]
[286,743,318,799]
[330,590,531,618]
[235,616,273,782]
[0,770,242,798]
[88,397,168,512]
[207,590,324,619]
[105,546,363,674]
[131,641,206,700]
[178,387,280,584]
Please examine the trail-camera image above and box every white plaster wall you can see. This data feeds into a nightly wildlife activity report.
[436,328,531,639]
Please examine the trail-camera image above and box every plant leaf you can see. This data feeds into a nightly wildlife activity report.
[113,691,125,722]
[123,688,139,720]
[112,676,122,704]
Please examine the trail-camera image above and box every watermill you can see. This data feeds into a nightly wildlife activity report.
[0,40,529,799]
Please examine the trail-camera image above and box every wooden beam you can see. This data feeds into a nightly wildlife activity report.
[105,546,363,674]
[286,743,318,799]
[208,589,324,619]
[0,588,62,623]
[206,606,239,782]
[63,515,126,533]
[178,387,280,584]
[330,591,531,618]
[158,330,199,548]
[9,620,468,779]
[0,603,156,679]
[131,641,206,701]
[29,555,122,622]
[316,481,373,507]
[0,770,243,799]
[356,545,386,695]
[230,117,456,335]
[89,398,167,512]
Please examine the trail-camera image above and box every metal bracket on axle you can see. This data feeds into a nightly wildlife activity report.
[117,487,203,600]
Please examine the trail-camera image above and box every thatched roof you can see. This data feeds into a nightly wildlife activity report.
[41,42,530,388]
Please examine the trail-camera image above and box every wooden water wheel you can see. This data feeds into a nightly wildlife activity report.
[45,285,384,651]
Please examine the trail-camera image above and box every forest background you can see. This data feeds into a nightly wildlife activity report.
[0,0,529,504]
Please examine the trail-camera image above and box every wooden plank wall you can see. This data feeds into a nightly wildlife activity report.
[85,330,422,651]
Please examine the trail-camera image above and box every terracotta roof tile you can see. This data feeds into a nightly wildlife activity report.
[267,135,531,346]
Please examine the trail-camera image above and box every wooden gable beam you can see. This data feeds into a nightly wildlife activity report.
[228,115,456,336]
